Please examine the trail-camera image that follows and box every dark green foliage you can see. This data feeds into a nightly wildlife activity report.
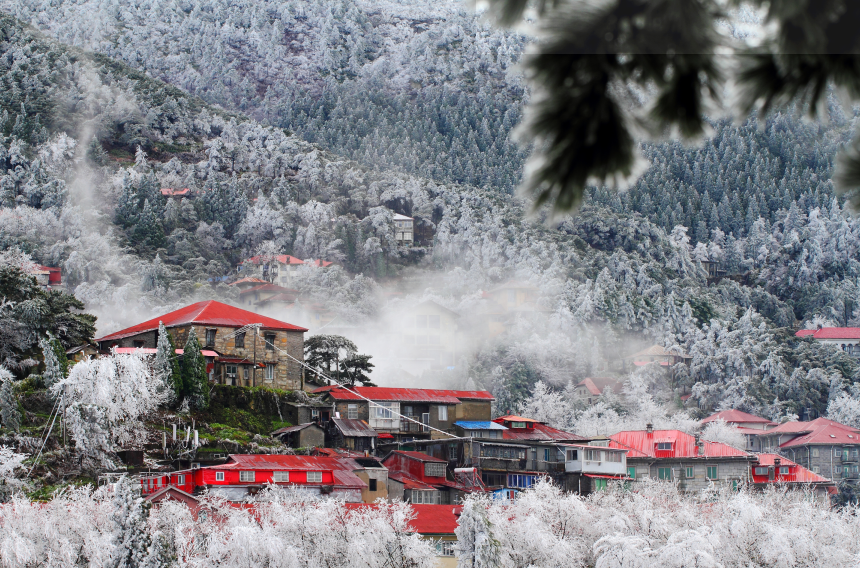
[180,329,209,410]
[340,353,376,387]
[304,334,359,385]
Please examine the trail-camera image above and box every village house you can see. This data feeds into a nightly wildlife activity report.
[326,417,379,452]
[796,327,860,356]
[271,423,326,449]
[755,417,860,483]
[314,386,494,441]
[26,264,62,288]
[701,409,778,452]
[240,254,333,286]
[609,425,757,491]
[383,450,472,504]
[572,377,627,406]
[618,344,692,373]
[750,453,836,500]
[395,301,463,370]
[139,454,370,503]
[94,300,307,390]
[558,443,630,495]
[394,213,414,245]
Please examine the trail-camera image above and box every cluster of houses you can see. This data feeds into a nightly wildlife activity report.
[82,301,860,565]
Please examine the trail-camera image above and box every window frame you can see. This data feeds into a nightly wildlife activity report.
[627,466,636,479]
[239,471,255,483]
[264,332,276,351]
[706,466,718,480]
[215,472,225,481]
[264,364,274,382]
[657,467,673,480]
[656,442,672,451]
[754,467,768,476]
[235,332,245,349]
[205,328,216,347]
[273,471,289,482]
[307,471,323,483]
[686,467,694,479]
[347,404,359,420]
[369,478,377,492]
[438,405,448,421]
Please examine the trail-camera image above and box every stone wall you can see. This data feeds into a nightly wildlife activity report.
[629,458,754,491]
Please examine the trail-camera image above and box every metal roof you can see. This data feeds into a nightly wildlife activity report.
[96,300,307,342]
[386,450,449,463]
[608,430,753,459]
[387,471,438,490]
[576,377,626,396]
[776,418,860,448]
[344,504,462,535]
[331,418,378,438]
[211,454,354,471]
[315,386,494,403]
[270,423,320,436]
[752,453,834,484]
[455,421,507,430]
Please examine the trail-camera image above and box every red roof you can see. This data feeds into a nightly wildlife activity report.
[245,255,304,266]
[608,430,752,459]
[315,386,494,403]
[795,327,860,339]
[211,454,357,471]
[160,188,190,196]
[230,277,267,286]
[752,454,834,485]
[492,416,588,442]
[95,300,307,342]
[494,415,540,423]
[702,409,777,426]
[310,259,333,268]
[776,418,860,448]
[576,377,625,396]
[388,471,439,490]
[344,504,461,535]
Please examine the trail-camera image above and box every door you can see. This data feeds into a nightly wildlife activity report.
[421,413,430,432]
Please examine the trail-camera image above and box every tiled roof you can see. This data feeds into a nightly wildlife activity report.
[314,386,493,403]
[776,418,860,448]
[795,327,860,339]
[752,454,834,484]
[702,409,777,426]
[454,421,508,430]
[576,377,626,396]
[608,430,753,459]
[95,301,307,342]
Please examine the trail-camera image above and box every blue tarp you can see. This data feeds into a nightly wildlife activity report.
[454,421,507,430]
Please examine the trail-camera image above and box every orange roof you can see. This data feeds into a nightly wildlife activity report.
[230,277,267,286]
[494,415,540,423]
[95,300,308,342]
[244,255,304,266]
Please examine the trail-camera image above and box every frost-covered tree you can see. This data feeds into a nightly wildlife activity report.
[110,476,152,568]
[0,445,27,502]
[180,329,209,411]
[0,368,19,432]
[455,495,499,568]
[700,418,746,449]
[40,332,67,390]
[152,322,175,406]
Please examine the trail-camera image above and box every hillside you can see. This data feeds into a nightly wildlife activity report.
[0,4,859,453]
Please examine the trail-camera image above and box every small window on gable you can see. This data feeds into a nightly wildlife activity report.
[307,472,323,483]
[511,421,526,429]
[657,442,672,451]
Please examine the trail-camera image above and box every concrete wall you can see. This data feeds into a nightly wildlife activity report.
[297,426,325,449]
[783,444,860,482]
[355,468,389,503]
[387,478,405,502]
[628,458,753,491]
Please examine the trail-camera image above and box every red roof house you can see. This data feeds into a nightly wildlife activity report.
[750,453,836,494]
[795,327,860,357]
[382,451,474,504]
[701,409,777,431]
[492,415,588,443]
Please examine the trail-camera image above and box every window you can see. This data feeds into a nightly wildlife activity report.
[235,332,245,349]
[779,466,789,475]
[307,472,323,483]
[416,315,428,328]
[686,467,694,479]
[438,405,448,421]
[240,471,255,482]
[348,404,359,420]
[812,448,820,457]
[482,473,505,486]
[425,462,446,478]
[657,442,672,450]
[836,466,842,474]
[375,403,394,419]
[273,471,289,482]
[593,478,608,491]
[507,474,536,488]
[813,466,821,473]
[411,490,440,504]
[480,446,526,460]
[205,329,216,346]
[264,333,276,350]
[176,475,185,485]
[707,466,718,480]
[566,449,578,461]
[836,448,843,457]
[369,479,377,491]
[225,364,237,383]
[854,449,859,458]
[754,467,768,476]
[605,451,622,463]
[449,444,458,460]
[133,340,145,348]
[265,364,274,382]
[436,541,455,557]
[584,449,601,462]
[544,448,551,462]
[428,315,440,329]
[215,472,224,481]
[511,421,527,429]
[658,467,673,480]
[627,466,636,479]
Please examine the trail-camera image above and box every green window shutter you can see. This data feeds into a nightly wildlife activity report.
[686,467,694,478]
[627,466,635,479]
[707,466,718,480]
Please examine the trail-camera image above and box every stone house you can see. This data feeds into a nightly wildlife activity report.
[271,423,325,449]
[755,417,860,484]
[95,300,308,390]
[609,426,756,491]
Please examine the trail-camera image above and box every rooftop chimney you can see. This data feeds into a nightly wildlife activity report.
[646,423,653,434]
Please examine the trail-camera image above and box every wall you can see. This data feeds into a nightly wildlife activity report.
[354,468,389,503]
[297,426,325,448]
[387,479,405,502]
[786,444,860,482]
[628,458,753,491]
[453,401,491,422]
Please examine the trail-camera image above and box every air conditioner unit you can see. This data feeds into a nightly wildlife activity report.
[191,463,200,470]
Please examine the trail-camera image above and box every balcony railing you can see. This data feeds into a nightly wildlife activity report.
[842,453,858,463]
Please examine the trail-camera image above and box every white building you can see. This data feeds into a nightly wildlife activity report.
[561,444,628,477]
[394,213,414,245]
[796,327,860,356]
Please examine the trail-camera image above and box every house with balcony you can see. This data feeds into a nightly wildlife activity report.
[559,443,629,494]
[796,327,860,356]
[314,386,494,441]
[755,417,860,484]
[95,300,307,390]
[608,426,757,491]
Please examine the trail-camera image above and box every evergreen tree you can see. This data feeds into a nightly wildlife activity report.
[153,322,175,405]
[339,353,376,387]
[455,496,500,568]
[132,199,166,252]
[0,369,20,432]
[40,333,67,391]
[110,476,152,568]
[181,329,209,410]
